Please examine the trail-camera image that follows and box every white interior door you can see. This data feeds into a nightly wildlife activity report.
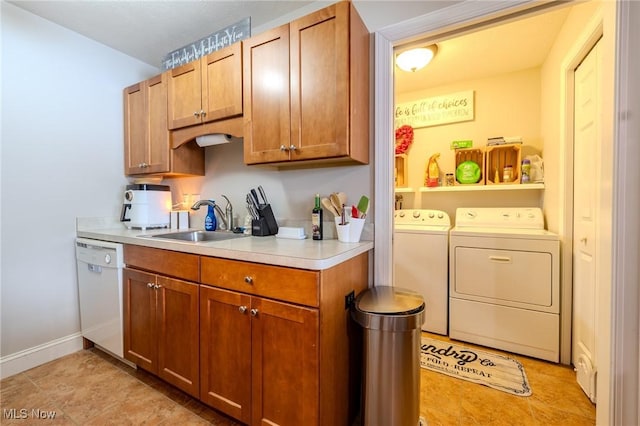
[572,39,601,404]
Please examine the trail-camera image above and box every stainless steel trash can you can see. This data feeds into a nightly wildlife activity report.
[351,285,425,426]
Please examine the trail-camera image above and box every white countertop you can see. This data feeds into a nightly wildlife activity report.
[76,218,373,270]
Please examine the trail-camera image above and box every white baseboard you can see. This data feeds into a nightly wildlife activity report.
[0,333,84,380]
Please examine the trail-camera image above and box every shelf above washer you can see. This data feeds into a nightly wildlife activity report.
[418,183,544,193]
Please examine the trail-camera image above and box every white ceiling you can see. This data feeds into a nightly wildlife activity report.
[10,0,571,94]
[394,6,571,93]
[8,1,318,67]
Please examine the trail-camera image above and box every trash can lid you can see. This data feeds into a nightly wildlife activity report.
[355,286,424,315]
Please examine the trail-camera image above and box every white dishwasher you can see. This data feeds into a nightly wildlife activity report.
[75,238,125,359]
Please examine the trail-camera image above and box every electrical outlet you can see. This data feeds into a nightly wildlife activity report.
[345,290,355,309]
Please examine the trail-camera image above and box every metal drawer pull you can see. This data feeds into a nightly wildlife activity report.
[250,309,259,317]
[244,276,253,284]
[489,256,512,263]
[238,306,247,314]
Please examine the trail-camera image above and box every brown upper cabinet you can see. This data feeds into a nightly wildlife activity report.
[168,42,243,130]
[123,73,204,177]
[123,74,169,175]
[243,2,370,166]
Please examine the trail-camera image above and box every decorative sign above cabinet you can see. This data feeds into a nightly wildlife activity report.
[162,17,251,70]
[395,90,474,129]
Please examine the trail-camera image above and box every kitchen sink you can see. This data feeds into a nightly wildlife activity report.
[150,230,248,243]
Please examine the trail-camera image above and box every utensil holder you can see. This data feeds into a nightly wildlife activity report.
[334,216,365,243]
[252,203,279,236]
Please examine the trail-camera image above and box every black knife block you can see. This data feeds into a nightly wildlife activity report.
[252,204,278,236]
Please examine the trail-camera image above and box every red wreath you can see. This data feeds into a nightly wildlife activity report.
[395,125,414,155]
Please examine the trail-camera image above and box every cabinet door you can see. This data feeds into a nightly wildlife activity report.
[202,43,243,123]
[251,297,319,426]
[156,275,200,398]
[243,24,291,164]
[123,268,157,373]
[123,82,147,174]
[168,61,203,129]
[290,2,350,160]
[124,74,171,175]
[145,74,170,174]
[200,285,251,424]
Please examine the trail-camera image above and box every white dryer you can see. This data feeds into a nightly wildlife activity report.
[449,207,562,362]
[393,209,451,334]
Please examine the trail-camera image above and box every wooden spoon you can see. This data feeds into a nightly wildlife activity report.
[321,197,339,217]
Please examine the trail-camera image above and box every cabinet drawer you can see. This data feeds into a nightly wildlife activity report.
[201,257,319,307]
[124,245,199,282]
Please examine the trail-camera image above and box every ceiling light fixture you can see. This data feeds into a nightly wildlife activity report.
[396,45,438,72]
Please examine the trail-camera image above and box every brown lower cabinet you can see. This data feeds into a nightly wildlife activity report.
[123,244,368,425]
[123,267,200,397]
[200,286,319,425]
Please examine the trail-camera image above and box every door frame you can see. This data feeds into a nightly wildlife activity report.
[373,1,636,424]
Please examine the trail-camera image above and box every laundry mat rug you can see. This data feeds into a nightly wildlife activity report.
[420,337,532,396]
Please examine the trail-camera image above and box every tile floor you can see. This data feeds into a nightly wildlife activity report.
[1,333,595,425]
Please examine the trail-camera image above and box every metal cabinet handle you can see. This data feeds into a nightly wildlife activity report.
[280,145,289,152]
[250,308,259,317]
[289,144,297,151]
[244,276,253,284]
[154,284,162,290]
[238,306,247,314]
[200,110,206,117]
[194,111,200,117]
[147,283,154,288]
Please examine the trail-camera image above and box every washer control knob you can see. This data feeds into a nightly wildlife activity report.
[437,213,443,219]
[428,212,435,218]
[412,211,420,218]
[398,211,405,218]
[104,253,112,264]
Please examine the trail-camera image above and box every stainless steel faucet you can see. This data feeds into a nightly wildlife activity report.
[220,195,234,230]
[191,197,233,231]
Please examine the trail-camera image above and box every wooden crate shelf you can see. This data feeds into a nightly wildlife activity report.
[486,144,522,184]
[454,148,485,185]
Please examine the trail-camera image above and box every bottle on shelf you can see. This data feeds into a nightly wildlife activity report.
[312,193,323,240]
[521,159,531,183]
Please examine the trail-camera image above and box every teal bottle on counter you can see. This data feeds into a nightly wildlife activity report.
[205,201,217,231]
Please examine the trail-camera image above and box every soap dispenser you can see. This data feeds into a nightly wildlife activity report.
[205,201,217,231]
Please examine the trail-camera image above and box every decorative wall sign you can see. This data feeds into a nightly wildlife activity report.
[394,90,474,129]
[162,17,251,70]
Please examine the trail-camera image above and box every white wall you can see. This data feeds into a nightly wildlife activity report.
[0,2,158,368]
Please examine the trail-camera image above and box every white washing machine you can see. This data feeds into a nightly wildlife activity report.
[393,209,451,334]
[449,207,562,362]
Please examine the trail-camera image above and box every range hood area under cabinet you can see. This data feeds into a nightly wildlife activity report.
[242,1,370,167]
